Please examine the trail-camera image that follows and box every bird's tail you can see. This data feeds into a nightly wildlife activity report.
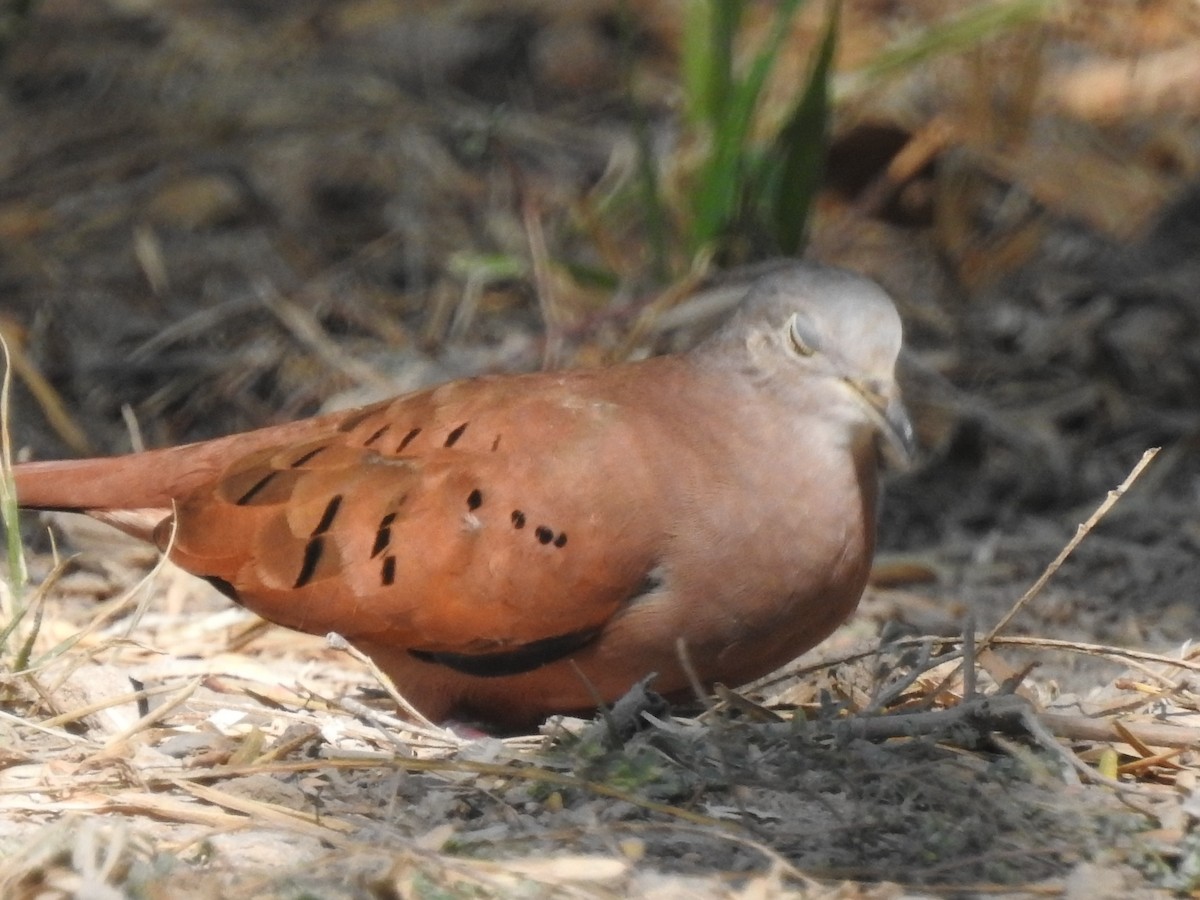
[10,405,366,539]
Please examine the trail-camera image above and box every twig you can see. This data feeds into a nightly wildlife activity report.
[676,636,715,715]
[102,676,201,751]
[39,681,186,730]
[336,694,462,750]
[569,658,623,746]
[0,707,96,745]
[172,779,356,838]
[981,447,1159,647]
[865,638,935,712]
[1012,704,1143,792]
[997,635,1200,674]
[324,632,461,745]
[784,634,1200,686]
[1037,712,1200,750]
[258,281,397,395]
[677,637,753,826]
[573,664,666,748]
[520,193,565,370]
[119,403,145,454]
[19,518,180,682]
[962,613,977,699]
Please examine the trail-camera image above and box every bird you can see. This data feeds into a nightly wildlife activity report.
[12,261,913,730]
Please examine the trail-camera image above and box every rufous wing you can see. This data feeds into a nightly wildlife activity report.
[159,378,668,663]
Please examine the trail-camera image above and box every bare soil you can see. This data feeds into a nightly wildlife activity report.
[3,1,1200,896]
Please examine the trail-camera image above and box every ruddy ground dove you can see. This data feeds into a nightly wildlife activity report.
[13,262,913,729]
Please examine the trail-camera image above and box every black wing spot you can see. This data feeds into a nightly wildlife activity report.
[491,434,502,452]
[381,555,396,586]
[553,533,568,548]
[535,526,553,545]
[311,494,343,536]
[443,422,469,447]
[235,472,278,506]
[397,427,422,452]
[409,627,600,677]
[202,575,240,603]
[290,446,327,468]
[467,488,483,510]
[336,408,377,432]
[294,537,325,588]
[511,510,526,529]
[364,424,390,446]
[371,512,397,558]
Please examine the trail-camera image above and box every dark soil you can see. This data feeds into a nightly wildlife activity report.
[3,1,1200,896]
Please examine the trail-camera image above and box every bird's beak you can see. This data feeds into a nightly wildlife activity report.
[878,393,916,469]
[846,379,916,470]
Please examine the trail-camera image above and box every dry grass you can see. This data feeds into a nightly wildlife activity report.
[3,1,1200,895]
[0,450,1194,895]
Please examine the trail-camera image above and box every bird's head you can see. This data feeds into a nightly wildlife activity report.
[701,262,915,468]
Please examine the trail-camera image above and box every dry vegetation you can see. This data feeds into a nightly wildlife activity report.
[3,0,1200,895]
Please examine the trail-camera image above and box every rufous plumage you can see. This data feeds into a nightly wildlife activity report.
[13,262,913,728]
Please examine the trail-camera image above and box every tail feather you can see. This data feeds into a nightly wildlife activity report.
[13,452,195,512]
[12,403,367,521]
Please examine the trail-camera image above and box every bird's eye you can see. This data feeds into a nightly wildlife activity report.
[787,314,819,357]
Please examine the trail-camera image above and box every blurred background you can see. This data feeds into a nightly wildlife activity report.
[2,0,1199,668]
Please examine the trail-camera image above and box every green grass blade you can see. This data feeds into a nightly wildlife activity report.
[620,0,671,280]
[682,0,743,127]
[768,0,839,254]
[0,330,28,654]
[727,0,806,129]
[689,0,806,252]
[1,334,26,590]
